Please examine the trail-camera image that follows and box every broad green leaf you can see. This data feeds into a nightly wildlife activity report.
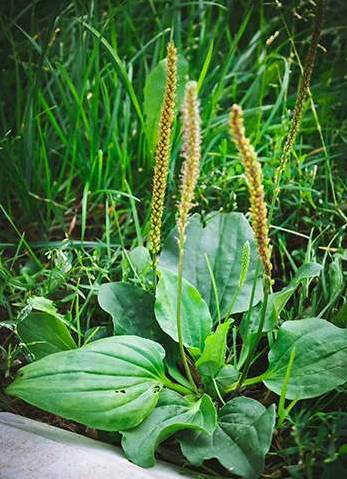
[17,312,76,359]
[121,390,216,468]
[144,54,188,152]
[238,263,322,368]
[127,246,151,275]
[98,282,163,339]
[122,246,152,282]
[240,261,323,337]
[289,262,322,286]
[196,320,231,378]
[215,364,240,390]
[155,268,212,351]
[160,212,263,321]
[18,295,66,323]
[6,336,166,431]
[179,397,276,479]
[165,358,192,390]
[264,318,347,399]
[98,281,181,370]
[203,364,240,399]
[27,296,63,317]
[261,262,322,330]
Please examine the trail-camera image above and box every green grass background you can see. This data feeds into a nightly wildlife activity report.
[0,1,346,476]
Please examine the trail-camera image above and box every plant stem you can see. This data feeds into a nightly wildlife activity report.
[268,0,324,224]
[204,253,221,324]
[162,377,193,396]
[235,275,271,391]
[225,285,241,320]
[212,378,226,405]
[151,259,158,290]
[225,240,251,320]
[225,373,265,394]
[277,346,296,427]
[236,262,260,368]
[176,238,199,394]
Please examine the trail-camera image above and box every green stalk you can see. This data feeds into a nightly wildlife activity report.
[163,376,193,396]
[235,262,260,368]
[226,240,251,320]
[175,81,201,395]
[176,237,199,394]
[225,373,266,394]
[212,378,226,405]
[277,346,296,427]
[204,253,221,324]
[268,0,324,224]
[235,274,271,391]
[226,285,241,320]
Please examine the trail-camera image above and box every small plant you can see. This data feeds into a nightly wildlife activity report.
[6,16,347,479]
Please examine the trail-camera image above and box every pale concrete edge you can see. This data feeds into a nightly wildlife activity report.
[0,412,195,478]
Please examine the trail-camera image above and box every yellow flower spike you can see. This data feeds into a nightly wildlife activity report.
[177,80,201,243]
[229,104,272,279]
[149,41,177,260]
[270,0,324,219]
[175,80,202,394]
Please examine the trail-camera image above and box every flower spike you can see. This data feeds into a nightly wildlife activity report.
[149,41,177,261]
[229,104,272,278]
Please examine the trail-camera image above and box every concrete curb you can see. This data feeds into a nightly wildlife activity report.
[0,412,187,479]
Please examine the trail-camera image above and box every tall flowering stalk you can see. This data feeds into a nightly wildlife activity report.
[149,41,177,262]
[229,104,272,279]
[177,81,202,243]
[230,104,273,389]
[270,0,324,220]
[176,81,201,392]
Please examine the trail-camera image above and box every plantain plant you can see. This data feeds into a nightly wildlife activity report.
[7,11,347,478]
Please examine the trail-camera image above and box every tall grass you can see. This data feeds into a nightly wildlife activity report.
[0,1,345,327]
[0,0,345,244]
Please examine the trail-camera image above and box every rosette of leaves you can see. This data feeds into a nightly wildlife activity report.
[7,211,347,479]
